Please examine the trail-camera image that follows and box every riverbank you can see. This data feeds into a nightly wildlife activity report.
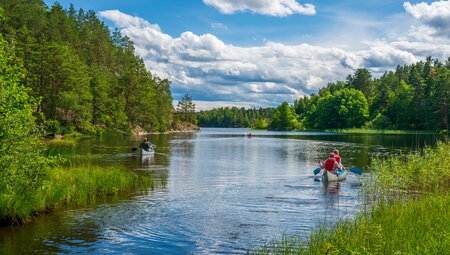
[251,142,450,254]
[0,163,155,226]
[322,128,440,135]
[253,126,442,135]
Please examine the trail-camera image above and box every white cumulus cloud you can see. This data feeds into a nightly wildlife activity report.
[99,7,450,109]
[202,0,316,16]
[404,0,450,37]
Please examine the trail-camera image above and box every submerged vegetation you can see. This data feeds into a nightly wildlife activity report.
[251,142,450,254]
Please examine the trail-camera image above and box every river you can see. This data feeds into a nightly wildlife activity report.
[0,128,441,254]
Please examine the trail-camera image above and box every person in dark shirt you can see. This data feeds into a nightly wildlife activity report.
[139,138,153,152]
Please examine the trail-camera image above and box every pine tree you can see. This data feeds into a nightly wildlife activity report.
[177,93,196,124]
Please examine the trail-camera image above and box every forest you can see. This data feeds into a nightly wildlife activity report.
[290,58,449,131]
[197,107,274,129]
[199,58,449,132]
[1,1,448,134]
[0,0,173,135]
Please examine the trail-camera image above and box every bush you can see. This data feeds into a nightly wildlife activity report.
[0,34,54,224]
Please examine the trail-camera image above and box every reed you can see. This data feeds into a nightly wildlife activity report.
[250,142,450,254]
[251,193,450,254]
[366,141,450,202]
[0,164,154,226]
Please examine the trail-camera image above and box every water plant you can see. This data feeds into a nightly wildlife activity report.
[250,142,450,254]
[0,164,155,226]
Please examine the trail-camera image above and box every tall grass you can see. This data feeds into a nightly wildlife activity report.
[367,141,450,202]
[0,164,155,226]
[250,142,450,254]
[252,193,450,254]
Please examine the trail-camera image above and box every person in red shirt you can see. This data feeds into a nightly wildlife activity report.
[333,149,342,166]
[319,153,342,174]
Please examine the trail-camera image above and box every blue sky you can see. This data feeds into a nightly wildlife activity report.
[43,0,450,109]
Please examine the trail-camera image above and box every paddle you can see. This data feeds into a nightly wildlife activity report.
[348,167,363,175]
[313,167,322,175]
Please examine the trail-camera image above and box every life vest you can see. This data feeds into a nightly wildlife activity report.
[325,159,335,171]
[335,155,341,163]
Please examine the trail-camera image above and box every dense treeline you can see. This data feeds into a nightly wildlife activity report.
[270,57,449,131]
[0,11,157,224]
[197,107,274,129]
[0,0,173,134]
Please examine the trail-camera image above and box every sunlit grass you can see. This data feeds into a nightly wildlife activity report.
[250,142,450,254]
[251,193,450,255]
[45,137,77,146]
[0,164,155,225]
[366,141,450,202]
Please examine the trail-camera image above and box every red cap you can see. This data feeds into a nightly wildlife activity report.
[329,153,335,158]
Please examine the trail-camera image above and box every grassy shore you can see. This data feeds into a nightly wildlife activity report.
[0,163,155,226]
[251,142,450,254]
[322,128,437,135]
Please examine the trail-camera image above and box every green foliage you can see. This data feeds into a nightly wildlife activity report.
[0,1,174,134]
[253,117,268,130]
[250,143,450,255]
[197,107,274,128]
[315,88,368,129]
[176,93,196,124]
[292,58,449,131]
[365,113,392,129]
[252,194,450,255]
[384,80,414,129]
[0,164,155,225]
[367,142,450,200]
[0,33,53,224]
[268,102,301,131]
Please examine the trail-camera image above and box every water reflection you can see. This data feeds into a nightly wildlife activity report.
[1,128,444,254]
[140,154,155,164]
[324,181,341,195]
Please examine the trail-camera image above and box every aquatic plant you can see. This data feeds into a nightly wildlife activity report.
[251,193,450,255]
[250,142,450,254]
[0,164,155,226]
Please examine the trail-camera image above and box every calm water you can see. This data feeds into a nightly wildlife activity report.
[0,128,441,254]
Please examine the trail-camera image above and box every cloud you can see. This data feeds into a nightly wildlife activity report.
[210,22,228,30]
[99,9,450,109]
[99,10,161,30]
[202,0,316,17]
[404,0,450,37]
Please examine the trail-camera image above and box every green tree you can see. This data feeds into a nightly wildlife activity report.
[315,88,368,129]
[268,102,300,131]
[0,33,50,222]
[177,93,196,124]
[253,117,268,129]
[347,68,374,100]
[385,80,414,130]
